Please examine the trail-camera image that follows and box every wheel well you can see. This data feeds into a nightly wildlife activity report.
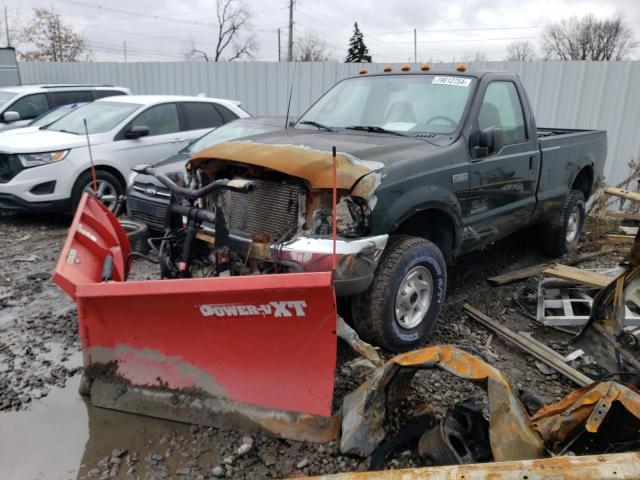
[77,165,126,191]
[572,167,594,200]
[395,209,456,262]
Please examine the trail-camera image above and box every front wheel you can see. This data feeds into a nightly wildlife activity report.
[538,189,585,257]
[71,170,123,214]
[350,235,447,352]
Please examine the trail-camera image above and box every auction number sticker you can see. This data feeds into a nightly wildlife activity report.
[432,76,472,87]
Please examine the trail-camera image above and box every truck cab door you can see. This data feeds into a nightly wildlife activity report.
[461,79,540,250]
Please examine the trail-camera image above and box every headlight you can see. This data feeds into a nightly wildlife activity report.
[17,150,69,168]
[127,171,138,188]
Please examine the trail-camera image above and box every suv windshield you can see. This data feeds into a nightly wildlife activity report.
[46,101,142,134]
[30,104,83,127]
[298,74,475,135]
[187,120,280,153]
[0,91,17,105]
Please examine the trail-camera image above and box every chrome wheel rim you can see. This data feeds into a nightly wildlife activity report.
[84,179,118,211]
[395,265,433,329]
[566,205,581,243]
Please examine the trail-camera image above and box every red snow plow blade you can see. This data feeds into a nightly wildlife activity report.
[53,194,339,441]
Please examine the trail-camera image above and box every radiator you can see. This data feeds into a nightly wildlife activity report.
[222,178,304,240]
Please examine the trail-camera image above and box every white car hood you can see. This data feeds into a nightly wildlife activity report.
[0,126,41,137]
[0,129,99,153]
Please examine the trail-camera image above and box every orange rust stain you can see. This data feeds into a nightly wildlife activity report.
[189,141,375,189]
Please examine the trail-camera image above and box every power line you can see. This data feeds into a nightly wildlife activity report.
[56,0,217,27]
[382,35,540,45]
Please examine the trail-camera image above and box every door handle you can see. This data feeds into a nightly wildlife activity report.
[172,138,186,143]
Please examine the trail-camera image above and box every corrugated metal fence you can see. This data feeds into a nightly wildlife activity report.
[18,60,640,185]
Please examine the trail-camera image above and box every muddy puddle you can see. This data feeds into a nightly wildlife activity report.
[0,373,208,480]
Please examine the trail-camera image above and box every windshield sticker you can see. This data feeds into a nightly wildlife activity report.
[432,76,471,87]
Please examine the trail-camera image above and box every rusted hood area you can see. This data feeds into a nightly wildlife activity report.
[190,140,381,189]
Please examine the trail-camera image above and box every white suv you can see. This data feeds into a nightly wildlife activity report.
[0,95,250,213]
[0,84,130,130]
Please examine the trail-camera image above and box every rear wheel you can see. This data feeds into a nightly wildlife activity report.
[71,170,123,214]
[351,235,447,352]
[538,189,585,257]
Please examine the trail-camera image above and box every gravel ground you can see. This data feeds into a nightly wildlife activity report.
[0,211,625,479]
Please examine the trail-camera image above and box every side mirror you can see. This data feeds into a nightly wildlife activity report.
[473,126,504,158]
[287,117,297,128]
[3,111,20,123]
[125,125,150,139]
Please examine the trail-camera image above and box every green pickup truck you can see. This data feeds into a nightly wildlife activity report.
[189,68,606,351]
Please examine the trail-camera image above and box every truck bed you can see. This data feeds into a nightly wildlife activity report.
[537,127,605,138]
[534,127,607,220]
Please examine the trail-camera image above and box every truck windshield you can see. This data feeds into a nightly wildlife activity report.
[298,74,475,135]
[45,101,142,134]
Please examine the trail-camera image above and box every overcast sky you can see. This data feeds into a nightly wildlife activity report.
[4,0,640,62]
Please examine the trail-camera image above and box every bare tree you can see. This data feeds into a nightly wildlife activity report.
[542,13,637,60]
[212,0,256,61]
[461,51,487,62]
[505,41,536,61]
[17,7,91,61]
[294,33,330,61]
[183,37,210,62]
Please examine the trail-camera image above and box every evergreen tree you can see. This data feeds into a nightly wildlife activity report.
[345,22,372,62]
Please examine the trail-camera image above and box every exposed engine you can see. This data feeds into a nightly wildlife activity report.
[158,161,372,279]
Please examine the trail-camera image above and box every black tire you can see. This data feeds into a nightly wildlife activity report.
[71,170,124,214]
[119,218,149,254]
[350,235,447,352]
[538,189,585,257]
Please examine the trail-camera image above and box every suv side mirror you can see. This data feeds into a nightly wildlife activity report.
[473,126,504,158]
[287,117,297,128]
[3,111,20,123]
[125,125,150,139]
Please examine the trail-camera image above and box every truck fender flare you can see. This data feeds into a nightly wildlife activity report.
[391,197,464,257]
[568,164,595,199]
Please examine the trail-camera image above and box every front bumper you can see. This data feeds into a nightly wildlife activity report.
[231,233,389,297]
[0,193,70,213]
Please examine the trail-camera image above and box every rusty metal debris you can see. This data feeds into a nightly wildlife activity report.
[576,204,640,376]
[532,381,640,453]
[339,342,640,469]
[339,344,546,460]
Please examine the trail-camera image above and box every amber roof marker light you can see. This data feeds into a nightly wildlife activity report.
[421,63,430,71]
[401,64,410,71]
[359,67,368,75]
[456,63,466,72]
[383,65,393,72]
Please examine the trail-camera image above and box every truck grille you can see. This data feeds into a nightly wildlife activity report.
[222,178,304,240]
[127,194,169,231]
[0,154,22,183]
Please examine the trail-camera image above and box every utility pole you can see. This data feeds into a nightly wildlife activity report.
[413,28,417,63]
[123,41,127,63]
[4,7,10,48]
[287,0,294,62]
[277,28,281,62]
